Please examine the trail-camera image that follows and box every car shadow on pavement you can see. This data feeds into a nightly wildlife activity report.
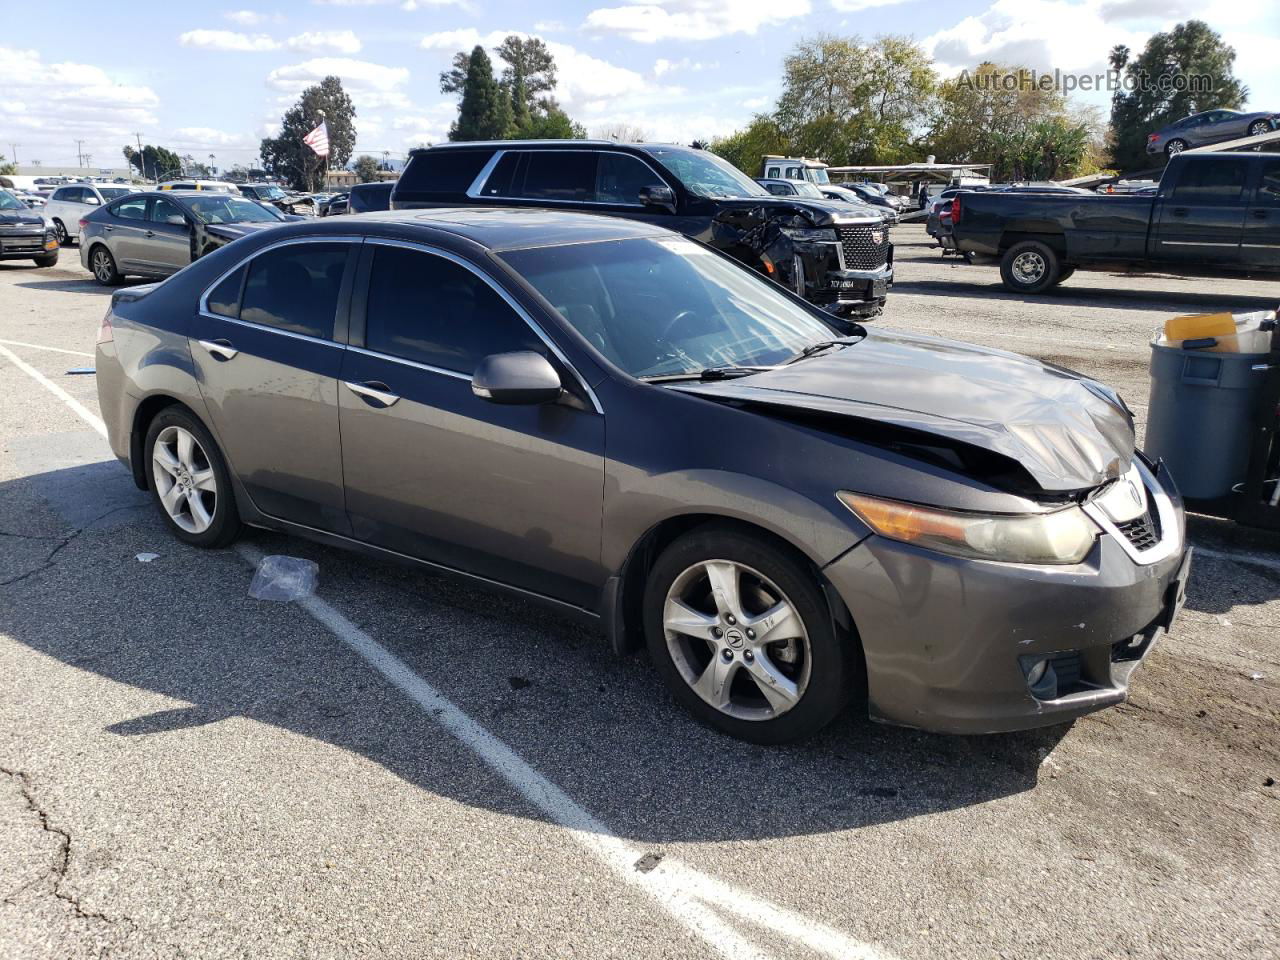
[893,279,1280,314]
[12,277,151,293]
[2,460,1081,844]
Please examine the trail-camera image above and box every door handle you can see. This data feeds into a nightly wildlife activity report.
[1253,210,1269,220]
[1171,208,1188,217]
[197,339,238,360]
[144,230,155,237]
[344,380,400,407]
[103,225,113,232]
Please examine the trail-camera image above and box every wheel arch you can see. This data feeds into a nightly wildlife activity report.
[605,513,858,662]
[998,228,1066,256]
[129,395,201,489]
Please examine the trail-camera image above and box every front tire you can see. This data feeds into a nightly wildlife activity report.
[33,253,58,268]
[1248,121,1271,137]
[89,245,122,286]
[999,240,1062,294]
[144,408,241,548]
[53,219,68,245]
[643,524,855,744]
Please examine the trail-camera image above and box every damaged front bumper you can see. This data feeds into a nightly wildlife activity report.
[788,238,893,314]
[824,460,1189,734]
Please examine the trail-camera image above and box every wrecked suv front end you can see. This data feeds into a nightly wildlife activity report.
[773,212,894,318]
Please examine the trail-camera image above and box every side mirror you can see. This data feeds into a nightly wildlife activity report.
[472,351,563,405]
[85,196,100,205]
[166,214,187,226]
[639,184,676,213]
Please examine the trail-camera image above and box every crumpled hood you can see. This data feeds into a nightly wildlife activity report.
[713,196,884,226]
[677,329,1136,493]
[203,220,288,242]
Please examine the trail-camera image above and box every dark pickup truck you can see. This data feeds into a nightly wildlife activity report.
[950,152,1280,293]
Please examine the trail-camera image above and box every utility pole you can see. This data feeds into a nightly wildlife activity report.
[75,139,86,168]
[8,144,17,169]
[132,132,144,180]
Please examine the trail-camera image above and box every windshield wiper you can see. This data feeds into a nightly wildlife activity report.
[640,365,775,383]
[784,335,866,365]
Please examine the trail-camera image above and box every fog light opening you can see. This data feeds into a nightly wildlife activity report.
[1020,655,1060,701]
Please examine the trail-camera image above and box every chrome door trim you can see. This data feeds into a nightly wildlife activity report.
[197,311,345,348]
[197,234,365,316]
[197,339,238,360]
[346,345,472,382]
[465,151,506,199]
[362,236,604,414]
[1159,240,1239,247]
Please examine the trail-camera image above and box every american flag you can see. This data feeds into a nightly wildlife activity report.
[302,121,330,158]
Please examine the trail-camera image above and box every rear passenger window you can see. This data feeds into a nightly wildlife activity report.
[594,153,664,205]
[363,245,540,374]
[240,244,349,339]
[397,150,493,199]
[480,152,522,197]
[206,264,246,318]
[113,197,148,221]
[520,151,595,202]
[1171,160,1247,203]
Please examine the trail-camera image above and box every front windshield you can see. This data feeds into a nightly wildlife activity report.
[791,181,825,199]
[259,186,287,200]
[806,168,831,185]
[186,195,284,224]
[500,236,838,379]
[645,148,769,199]
[99,188,132,201]
[0,190,25,211]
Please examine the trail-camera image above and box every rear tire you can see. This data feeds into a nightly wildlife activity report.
[33,253,58,268]
[642,524,855,744]
[89,245,123,286]
[143,408,242,549]
[1165,138,1187,157]
[999,240,1062,294]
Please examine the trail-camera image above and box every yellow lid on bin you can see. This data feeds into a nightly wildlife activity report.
[1164,312,1234,341]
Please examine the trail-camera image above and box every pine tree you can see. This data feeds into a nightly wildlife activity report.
[511,75,532,136]
[451,46,506,141]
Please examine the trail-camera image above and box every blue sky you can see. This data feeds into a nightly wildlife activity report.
[3,0,1277,170]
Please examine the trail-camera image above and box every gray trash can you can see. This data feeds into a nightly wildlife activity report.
[1144,341,1270,499]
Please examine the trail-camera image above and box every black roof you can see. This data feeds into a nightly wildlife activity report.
[262,206,670,251]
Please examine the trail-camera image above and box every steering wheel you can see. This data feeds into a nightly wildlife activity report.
[657,309,698,343]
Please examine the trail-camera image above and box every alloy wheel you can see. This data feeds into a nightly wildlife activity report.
[662,559,811,721]
[54,221,68,245]
[1249,121,1271,137]
[1011,251,1047,285]
[92,249,114,283]
[152,425,217,534]
[1166,140,1186,156]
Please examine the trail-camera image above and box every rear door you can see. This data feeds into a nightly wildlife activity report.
[144,196,193,274]
[1243,158,1280,270]
[107,195,153,269]
[338,239,605,608]
[190,239,356,532]
[1152,157,1249,264]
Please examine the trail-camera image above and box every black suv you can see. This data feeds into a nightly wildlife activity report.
[392,141,893,317]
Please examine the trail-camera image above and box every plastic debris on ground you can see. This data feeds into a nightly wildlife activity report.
[248,555,319,602]
[135,553,159,563]
[65,367,96,375]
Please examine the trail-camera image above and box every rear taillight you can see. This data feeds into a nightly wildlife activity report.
[1147,133,1158,142]
[97,310,113,344]
[78,218,89,229]
[951,196,961,223]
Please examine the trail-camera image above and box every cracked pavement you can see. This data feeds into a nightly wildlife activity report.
[1,233,1278,959]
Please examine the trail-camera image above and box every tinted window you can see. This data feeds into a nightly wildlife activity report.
[364,246,540,374]
[480,152,522,196]
[397,149,493,199]
[1172,159,1248,203]
[206,264,246,318]
[349,182,393,213]
[594,153,664,204]
[764,182,790,196]
[520,151,594,202]
[113,196,148,221]
[99,187,131,201]
[150,197,187,225]
[1257,160,1280,206]
[240,244,349,339]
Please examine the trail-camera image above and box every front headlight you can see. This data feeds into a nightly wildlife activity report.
[780,226,837,243]
[837,492,1099,565]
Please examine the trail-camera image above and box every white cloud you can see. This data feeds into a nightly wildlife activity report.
[225,9,266,24]
[742,95,770,109]
[583,0,811,43]
[0,46,160,166]
[179,29,281,52]
[267,57,412,110]
[287,30,362,54]
[171,127,256,147]
[830,0,914,9]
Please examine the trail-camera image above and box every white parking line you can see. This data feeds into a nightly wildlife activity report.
[235,544,888,960]
[2,336,891,959]
[0,338,95,358]
[0,343,107,438]
[1193,545,1280,575]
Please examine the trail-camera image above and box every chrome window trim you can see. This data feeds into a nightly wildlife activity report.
[346,345,472,382]
[197,234,365,317]
[197,311,344,348]
[363,236,604,415]
[1083,459,1182,566]
[464,147,674,210]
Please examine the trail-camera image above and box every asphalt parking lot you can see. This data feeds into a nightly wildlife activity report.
[2,225,1278,959]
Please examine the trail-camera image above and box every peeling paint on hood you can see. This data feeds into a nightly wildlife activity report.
[677,329,1135,493]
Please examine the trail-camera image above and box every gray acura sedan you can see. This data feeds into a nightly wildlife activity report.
[95,209,1190,743]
